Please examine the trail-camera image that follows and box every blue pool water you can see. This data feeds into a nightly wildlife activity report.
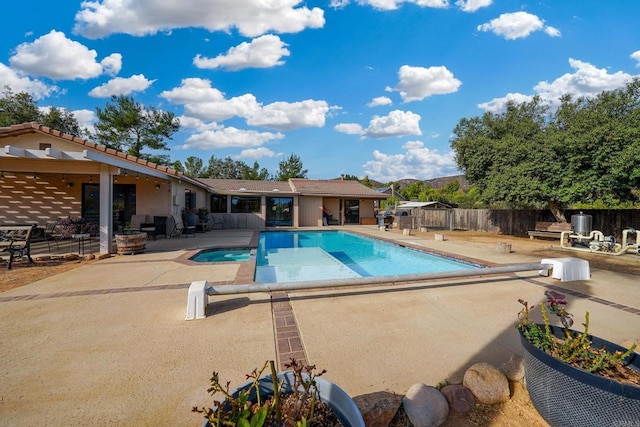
[254,231,478,283]
[191,248,252,262]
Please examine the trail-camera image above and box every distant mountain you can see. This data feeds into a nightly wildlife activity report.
[393,175,470,191]
[331,174,469,191]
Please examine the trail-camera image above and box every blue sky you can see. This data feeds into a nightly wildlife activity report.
[1,1,639,182]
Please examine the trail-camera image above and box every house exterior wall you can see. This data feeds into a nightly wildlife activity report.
[360,199,376,219]
[0,172,81,225]
[298,196,323,226]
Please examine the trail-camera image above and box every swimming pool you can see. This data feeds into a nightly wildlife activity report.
[191,248,253,263]
[254,230,478,283]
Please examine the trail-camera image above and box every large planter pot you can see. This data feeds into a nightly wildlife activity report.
[115,233,146,255]
[519,324,640,426]
[204,371,365,427]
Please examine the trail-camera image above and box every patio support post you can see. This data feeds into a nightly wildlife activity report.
[99,165,113,254]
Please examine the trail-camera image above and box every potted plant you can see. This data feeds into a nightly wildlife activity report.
[193,358,365,426]
[516,291,640,426]
[197,208,209,221]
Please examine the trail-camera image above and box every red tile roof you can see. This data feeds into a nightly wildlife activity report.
[0,122,184,178]
[290,179,385,198]
[198,179,295,193]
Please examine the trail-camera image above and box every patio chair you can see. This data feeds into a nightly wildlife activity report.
[210,216,224,229]
[223,213,235,229]
[140,216,168,240]
[171,214,195,237]
[44,220,63,251]
[129,214,150,233]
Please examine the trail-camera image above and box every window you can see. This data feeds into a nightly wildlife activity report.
[39,143,52,150]
[231,196,261,213]
[210,195,227,213]
[266,197,293,226]
[185,189,196,211]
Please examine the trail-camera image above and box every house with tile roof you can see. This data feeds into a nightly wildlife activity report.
[200,177,387,228]
[0,123,213,254]
[0,123,388,254]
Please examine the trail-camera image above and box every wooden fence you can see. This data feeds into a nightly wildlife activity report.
[412,208,639,238]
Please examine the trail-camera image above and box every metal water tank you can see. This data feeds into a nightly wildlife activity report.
[571,212,592,236]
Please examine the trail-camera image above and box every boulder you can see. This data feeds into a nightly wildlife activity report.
[462,362,510,404]
[440,384,475,414]
[500,354,525,382]
[353,391,402,427]
[402,383,449,427]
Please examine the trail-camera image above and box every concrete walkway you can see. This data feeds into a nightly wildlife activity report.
[1,226,638,426]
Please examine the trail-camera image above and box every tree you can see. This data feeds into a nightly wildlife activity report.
[93,95,179,165]
[207,155,247,179]
[450,80,640,220]
[183,156,206,178]
[42,106,82,137]
[0,86,82,136]
[275,154,307,181]
[242,161,270,180]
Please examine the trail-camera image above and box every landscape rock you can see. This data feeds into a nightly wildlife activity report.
[500,354,525,382]
[97,253,112,260]
[402,383,449,427]
[64,253,81,261]
[440,384,476,414]
[462,362,510,404]
[353,391,402,427]
[84,253,96,260]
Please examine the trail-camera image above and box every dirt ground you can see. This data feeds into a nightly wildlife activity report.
[2,231,638,426]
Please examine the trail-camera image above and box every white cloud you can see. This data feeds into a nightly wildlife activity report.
[534,58,634,102]
[0,62,59,100]
[367,96,392,107]
[9,30,122,80]
[248,100,330,131]
[477,92,533,112]
[88,74,155,97]
[237,147,280,159]
[74,0,325,39]
[161,78,260,121]
[351,0,449,12]
[71,109,96,133]
[364,110,422,138]
[632,50,640,66]
[179,126,284,150]
[455,0,492,12]
[194,35,290,71]
[389,65,462,102]
[479,58,636,112]
[363,141,458,181]
[162,78,331,130]
[334,123,364,134]
[545,26,561,37]
[330,0,350,8]
[477,12,558,40]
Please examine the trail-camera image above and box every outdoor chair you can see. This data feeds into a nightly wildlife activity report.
[223,213,235,229]
[171,214,195,237]
[140,216,167,240]
[129,214,150,233]
[44,220,63,251]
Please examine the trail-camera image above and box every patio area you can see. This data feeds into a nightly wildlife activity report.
[1,226,639,426]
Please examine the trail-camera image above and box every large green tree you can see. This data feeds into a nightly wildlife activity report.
[0,86,82,136]
[93,95,179,165]
[183,156,206,178]
[450,79,640,220]
[242,161,270,180]
[275,154,307,181]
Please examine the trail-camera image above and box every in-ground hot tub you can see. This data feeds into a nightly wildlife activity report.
[190,248,254,263]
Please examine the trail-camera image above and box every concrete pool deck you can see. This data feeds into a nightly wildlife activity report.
[1,226,639,425]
